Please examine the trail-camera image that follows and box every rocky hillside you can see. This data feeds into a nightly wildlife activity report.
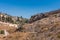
[16,9,60,40]
[29,9,60,23]
[0,13,28,24]
[1,9,60,40]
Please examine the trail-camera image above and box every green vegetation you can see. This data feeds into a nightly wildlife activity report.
[0,30,4,34]
[23,18,28,23]
[0,13,28,24]
[6,17,14,23]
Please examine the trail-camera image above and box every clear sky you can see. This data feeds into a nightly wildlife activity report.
[0,0,60,18]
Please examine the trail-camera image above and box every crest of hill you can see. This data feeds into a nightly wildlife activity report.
[29,9,60,23]
[0,12,28,24]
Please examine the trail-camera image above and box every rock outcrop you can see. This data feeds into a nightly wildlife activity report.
[29,9,60,23]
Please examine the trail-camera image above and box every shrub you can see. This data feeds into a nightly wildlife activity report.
[24,19,28,23]
[0,30,4,34]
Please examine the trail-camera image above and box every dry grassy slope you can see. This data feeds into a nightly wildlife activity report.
[0,25,17,33]
[0,25,17,40]
[23,17,60,40]
[3,32,37,40]
[2,13,60,40]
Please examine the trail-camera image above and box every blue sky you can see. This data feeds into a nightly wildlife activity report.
[0,0,60,18]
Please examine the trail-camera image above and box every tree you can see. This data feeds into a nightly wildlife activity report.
[20,16,23,19]
[24,18,28,23]
[2,15,5,22]
[6,17,13,23]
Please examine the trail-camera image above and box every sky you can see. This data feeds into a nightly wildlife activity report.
[0,0,60,18]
